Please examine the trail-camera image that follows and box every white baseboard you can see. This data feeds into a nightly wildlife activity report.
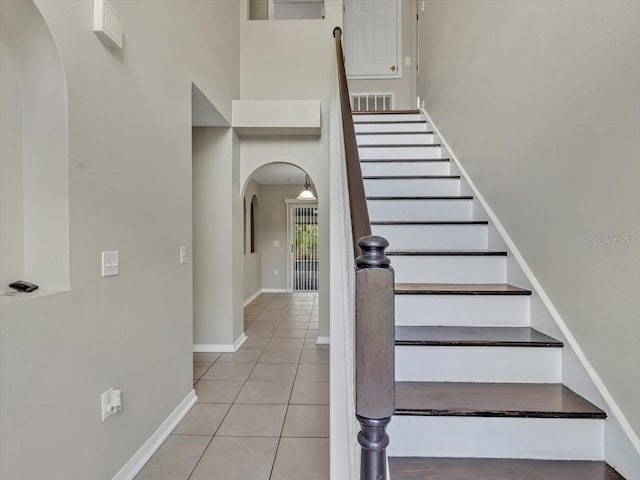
[193,333,247,353]
[421,107,640,476]
[316,336,330,345]
[112,389,197,480]
[243,290,262,307]
[261,288,292,293]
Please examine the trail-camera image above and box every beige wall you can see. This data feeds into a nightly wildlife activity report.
[0,25,24,288]
[257,184,312,291]
[0,1,240,478]
[240,0,341,105]
[418,0,640,455]
[193,127,244,348]
[347,0,415,110]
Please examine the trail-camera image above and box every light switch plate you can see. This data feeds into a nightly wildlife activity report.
[179,246,187,265]
[273,240,280,247]
[101,251,119,277]
[93,0,123,50]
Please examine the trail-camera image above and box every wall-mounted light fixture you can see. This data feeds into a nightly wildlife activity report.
[297,175,316,201]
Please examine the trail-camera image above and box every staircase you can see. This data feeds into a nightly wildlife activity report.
[353,110,626,479]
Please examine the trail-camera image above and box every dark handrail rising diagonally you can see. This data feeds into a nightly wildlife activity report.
[333,26,371,254]
[333,26,395,480]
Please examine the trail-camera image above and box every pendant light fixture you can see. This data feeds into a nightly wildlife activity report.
[297,174,316,201]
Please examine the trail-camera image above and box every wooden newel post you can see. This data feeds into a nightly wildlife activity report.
[355,235,395,480]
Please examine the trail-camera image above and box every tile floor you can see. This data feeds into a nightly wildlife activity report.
[135,292,329,480]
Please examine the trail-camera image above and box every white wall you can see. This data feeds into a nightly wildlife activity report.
[193,128,243,349]
[417,0,640,471]
[0,1,240,478]
[0,25,24,288]
[347,0,416,110]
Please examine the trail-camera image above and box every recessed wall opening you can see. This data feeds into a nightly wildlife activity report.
[249,0,325,20]
[0,0,69,297]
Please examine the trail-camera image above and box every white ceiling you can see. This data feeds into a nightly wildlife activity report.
[250,163,309,186]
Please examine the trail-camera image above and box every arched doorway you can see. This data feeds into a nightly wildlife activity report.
[242,162,319,303]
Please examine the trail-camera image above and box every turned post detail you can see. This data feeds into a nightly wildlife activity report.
[355,235,395,480]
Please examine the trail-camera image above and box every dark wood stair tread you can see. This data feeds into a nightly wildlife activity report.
[388,457,626,480]
[354,120,425,124]
[394,382,606,419]
[363,175,459,179]
[367,195,472,200]
[360,158,450,163]
[353,109,420,115]
[395,326,563,347]
[356,131,434,135]
[359,143,441,148]
[395,283,532,295]
[387,250,506,256]
[372,221,488,225]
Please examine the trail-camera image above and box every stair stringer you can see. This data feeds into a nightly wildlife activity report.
[421,107,640,480]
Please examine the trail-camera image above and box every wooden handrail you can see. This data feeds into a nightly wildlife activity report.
[333,27,371,255]
[333,26,395,480]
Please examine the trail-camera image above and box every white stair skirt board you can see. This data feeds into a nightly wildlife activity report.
[112,389,197,480]
[315,336,331,345]
[390,255,506,284]
[371,224,488,250]
[395,295,531,327]
[353,113,423,122]
[368,199,472,222]
[355,133,434,145]
[193,333,247,353]
[364,178,460,197]
[354,122,429,133]
[395,346,561,383]
[359,146,441,160]
[387,416,605,460]
[361,161,451,177]
[261,288,292,293]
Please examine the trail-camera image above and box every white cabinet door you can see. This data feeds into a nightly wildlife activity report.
[345,0,400,78]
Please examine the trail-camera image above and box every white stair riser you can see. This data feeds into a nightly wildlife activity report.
[368,199,472,222]
[359,146,441,160]
[355,123,429,133]
[387,417,604,460]
[390,255,506,284]
[364,178,460,197]
[395,346,561,383]
[353,113,423,122]
[361,161,450,177]
[372,225,488,250]
[395,294,531,327]
[356,133,434,145]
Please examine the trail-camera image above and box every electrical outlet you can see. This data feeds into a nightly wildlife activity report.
[101,251,119,277]
[101,388,115,421]
[273,269,279,276]
[273,240,280,247]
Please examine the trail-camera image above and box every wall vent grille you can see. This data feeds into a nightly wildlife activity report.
[350,93,394,112]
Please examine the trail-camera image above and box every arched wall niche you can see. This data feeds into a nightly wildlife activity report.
[249,194,259,254]
[0,0,69,292]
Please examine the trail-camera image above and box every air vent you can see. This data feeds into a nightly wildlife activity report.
[350,93,394,112]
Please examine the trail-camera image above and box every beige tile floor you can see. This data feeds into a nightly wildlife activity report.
[136,292,329,480]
